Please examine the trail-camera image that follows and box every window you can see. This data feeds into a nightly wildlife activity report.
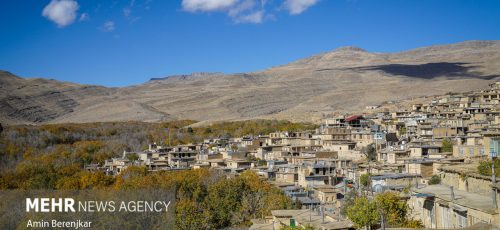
[490,138,500,156]
[455,211,467,228]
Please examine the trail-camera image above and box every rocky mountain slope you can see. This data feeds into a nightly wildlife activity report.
[1,40,499,125]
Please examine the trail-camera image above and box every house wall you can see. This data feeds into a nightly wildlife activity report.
[337,150,364,160]
[407,163,433,178]
[386,177,418,187]
[315,191,336,204]
[452,145,486,158]
[440,171,492,196]
[410,148,423,157]
[276,173,296,184]
[409,196,497,229]
[407,163,422,175]
[388,153,396,164]
[322,143,353,152]
[421,163,434,178]
[433,127,458,138]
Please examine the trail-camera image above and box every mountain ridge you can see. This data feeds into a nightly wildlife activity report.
[1,40,499,125]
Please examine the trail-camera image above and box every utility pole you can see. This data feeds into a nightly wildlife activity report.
[321,203,325,224]
[370,133,379,197]
[492,150,497,209]
[344,177,347,194]
[380,213,386,230]
[368,161,372,196]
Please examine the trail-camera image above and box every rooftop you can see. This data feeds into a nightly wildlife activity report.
[414,184,497,214]
[439,162,491,180]
[269,209,353,230]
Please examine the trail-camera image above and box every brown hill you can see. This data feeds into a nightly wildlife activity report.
[1,40,499,125]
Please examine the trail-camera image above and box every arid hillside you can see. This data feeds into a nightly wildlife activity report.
[1,40,499,125]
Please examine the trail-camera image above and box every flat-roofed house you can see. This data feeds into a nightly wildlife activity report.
[410,184,499,228]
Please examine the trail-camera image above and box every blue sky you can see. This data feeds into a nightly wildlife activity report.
[1,0,499,87]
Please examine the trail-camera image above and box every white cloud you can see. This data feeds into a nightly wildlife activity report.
[79,12,89,21]
[123,0,135,17]
[182,0,319,23]
[233,10,264,23]
[283,0,319,15]
[182,0,268,24]
[123,8,132,17]
[100,21,115,32]
[182,0,239,12]
[42,0,80,27]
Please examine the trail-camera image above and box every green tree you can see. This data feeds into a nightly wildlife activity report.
[347,192,423,229]
[478,159,500,177]
[176,199,210,230]
[346,196,379,229]
[204,177,246,228]
[441,138,453,153]
[257,159,267,166]
[428,175,441,185]
[374,192,407,227]
[360,173,371,188]
[399,126,407,135]
[126,153,139,162]
[340,189,358,217]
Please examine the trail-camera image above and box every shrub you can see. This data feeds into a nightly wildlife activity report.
[428,175,441,185]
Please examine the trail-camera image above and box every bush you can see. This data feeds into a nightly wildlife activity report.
[360,173,371,188]
[441,138,453,153]
[428,175,441,185]
[478,159,500,177]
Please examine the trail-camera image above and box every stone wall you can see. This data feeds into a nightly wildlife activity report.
[440,171,492,196]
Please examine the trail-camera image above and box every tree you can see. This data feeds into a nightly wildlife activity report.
[374,192,408,227]
[126,153,139,162]
[233,190,265,225]
[478,159,500,177]
[340,189,358,217]
[399,126,407,135]
[360,173,371,188]
[402,219,424,228]
[441,138,453,153]
[176,199,209,230]
[346,192,424,229]
[346,196,379,229]
[362,144,377,161]
[257,159,267,166]
[204,177,246,228]
[428,175,441,185]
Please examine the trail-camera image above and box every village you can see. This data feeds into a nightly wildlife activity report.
[86,82,500,230]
